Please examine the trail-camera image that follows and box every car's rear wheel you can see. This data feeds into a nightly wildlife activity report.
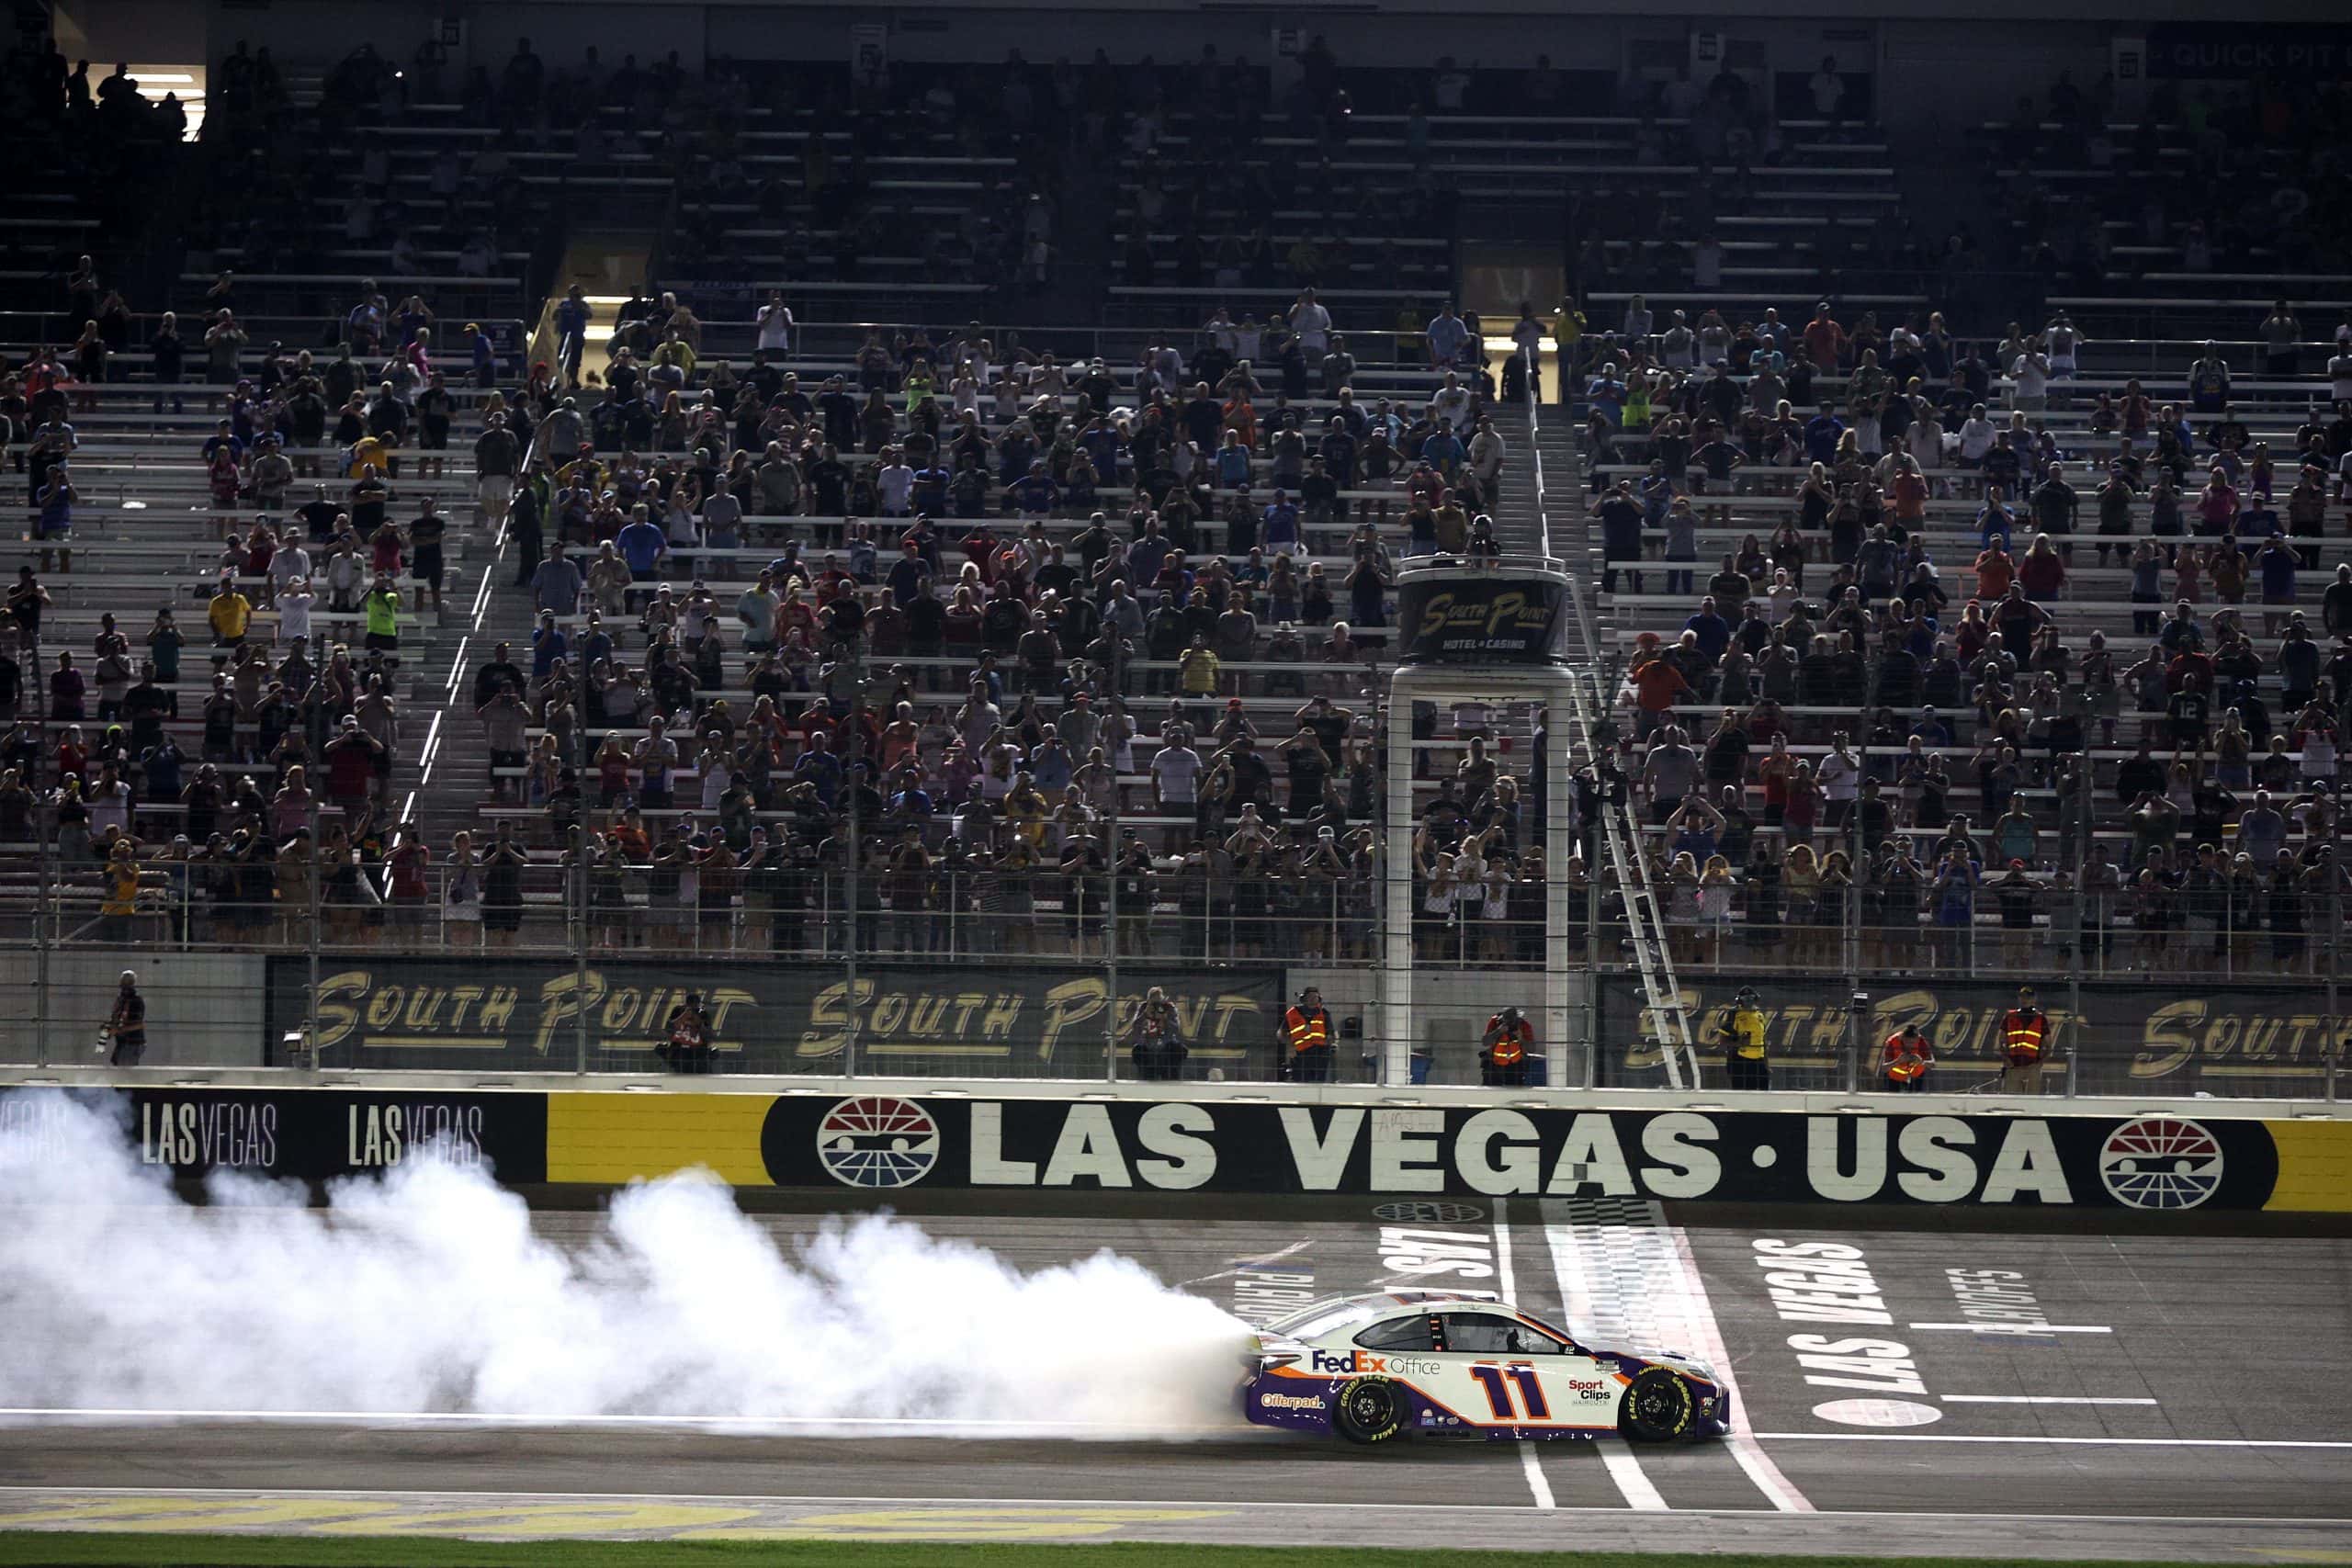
[1333,1376,1406,1444]
[1618,1368,1695,1443]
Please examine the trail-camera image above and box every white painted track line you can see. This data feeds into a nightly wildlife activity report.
[1592,1438,1670,1512]
[1939,1395,2158,1405]
[1533,1213,1667,1513]
[1907,1323,2114,1333]
[1488,1201,1556,1512]
[1754,1434,2352,1449]
[1516,1442,1556,1510]
[1661,1223,1815,1513]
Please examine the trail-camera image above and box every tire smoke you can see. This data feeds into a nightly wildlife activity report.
[0,1093,1252,1433]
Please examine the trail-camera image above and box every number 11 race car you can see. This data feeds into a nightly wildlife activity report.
[1239,1291,1732,1444]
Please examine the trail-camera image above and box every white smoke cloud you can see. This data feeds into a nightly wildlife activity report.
[0,1093,1252,1433]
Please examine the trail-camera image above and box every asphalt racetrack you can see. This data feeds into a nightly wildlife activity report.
[3,1195,2350,1560]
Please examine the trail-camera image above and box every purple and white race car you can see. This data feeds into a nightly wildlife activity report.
[1239,1290,1732,1444]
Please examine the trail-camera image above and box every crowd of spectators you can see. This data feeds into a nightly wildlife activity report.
[6,242,1540,960]
[1583,291,2352,975]
[13,36,2352,982]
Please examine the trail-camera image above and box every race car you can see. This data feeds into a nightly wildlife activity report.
[1238,1290,1732,1444]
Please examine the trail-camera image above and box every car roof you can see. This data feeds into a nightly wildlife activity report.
[1312,1289,1510,1316]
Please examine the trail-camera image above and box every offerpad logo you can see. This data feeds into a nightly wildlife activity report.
[2098,1116,2224,1210]
[816,1097,941,1189]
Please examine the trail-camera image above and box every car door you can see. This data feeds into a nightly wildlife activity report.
[1433,1311,1622,1431]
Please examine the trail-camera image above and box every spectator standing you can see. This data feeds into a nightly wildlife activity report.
[100,969,146,1066]
[2000,985,2049,1095]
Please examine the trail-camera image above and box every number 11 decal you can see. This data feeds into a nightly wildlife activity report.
[1467,1364,1551,1420]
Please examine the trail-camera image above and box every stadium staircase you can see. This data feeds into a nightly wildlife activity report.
[1521,355,1700,1086]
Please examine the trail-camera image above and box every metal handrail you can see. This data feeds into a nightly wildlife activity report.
[1394,551,1569,580]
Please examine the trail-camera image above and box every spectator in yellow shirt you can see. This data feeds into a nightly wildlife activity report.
[363,576,403,652]
[1003,773,1048,847]
[347,434,390,479]
[1179,634,1221,699]
[653,335,696,379]
[208,580,252,647]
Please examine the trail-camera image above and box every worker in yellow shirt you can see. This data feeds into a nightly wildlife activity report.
[1722,986,1770,1090]
[208,578,252,648]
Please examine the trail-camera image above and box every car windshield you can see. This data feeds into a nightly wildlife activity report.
[1262,1297,1389,1341]
[1513,1309,1584,1350]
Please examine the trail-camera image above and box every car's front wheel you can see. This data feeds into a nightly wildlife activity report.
[1333,1376,1406,1444]
[1618,1368,1695,1443]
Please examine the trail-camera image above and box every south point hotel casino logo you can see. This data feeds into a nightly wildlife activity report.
[303,966,1269,1061]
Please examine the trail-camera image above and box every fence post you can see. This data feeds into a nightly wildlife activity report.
[573,850,589,1075]
[1103,863,1119,1085]
[32,804,51,1067]
[2328,877,2341,1105]
[306,795,322,1068]
[1845,990,1865,1096]
[2065,966,2083,1100]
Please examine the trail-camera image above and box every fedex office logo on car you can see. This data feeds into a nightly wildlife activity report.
[1308,1349,1442,1377]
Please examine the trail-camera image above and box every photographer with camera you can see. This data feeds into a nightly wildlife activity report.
[655,990,714,1074]
[1481,1006,1532,1086]
[1127,985,1190,1082]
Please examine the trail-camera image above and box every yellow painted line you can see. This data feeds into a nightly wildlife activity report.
[2263,1121,2352,1213]
[0,1495,1223,1544]
[545,1090,775,1185]
[0,1498,401,1531]
[678,1506,1231,1542]
[310,1502,757,1538]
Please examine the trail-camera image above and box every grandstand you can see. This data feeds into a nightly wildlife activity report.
[0,23,2343,1100]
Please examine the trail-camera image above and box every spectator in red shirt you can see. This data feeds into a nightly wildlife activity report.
[1630,652,1692,739]
[1973,543,2016,599]
[1804,303,1848,370]
[2017,535,2067,601]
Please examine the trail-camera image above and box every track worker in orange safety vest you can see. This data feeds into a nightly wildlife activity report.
[1282,986,1335,1083]
[1482,1007,1532,1086]
[1882,1021,1934,1092]
[2000,986,2049,1096]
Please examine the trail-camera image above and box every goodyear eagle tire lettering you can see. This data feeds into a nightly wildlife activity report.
[1618,1368,1695,1443]
[1332,1376,1406,1444]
